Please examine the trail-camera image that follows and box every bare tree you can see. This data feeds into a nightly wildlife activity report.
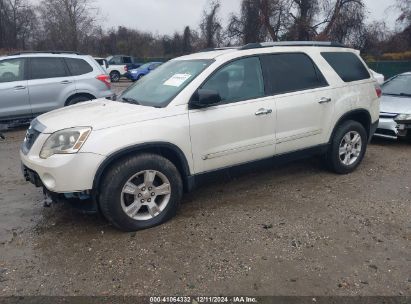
[200,0,223,48]
[38,0,98,51]
[395,0,411,25]
[287,0,320,40]
[318,0,365,43]
[0,0,36,49]
[182,26,193,54]
[227,0,292,44]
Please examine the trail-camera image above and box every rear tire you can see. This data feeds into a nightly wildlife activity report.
[325,120,368,174]
[99,153,183,231]
[110,71,121,82]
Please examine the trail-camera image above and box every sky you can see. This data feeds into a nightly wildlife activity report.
[95,0,398,35]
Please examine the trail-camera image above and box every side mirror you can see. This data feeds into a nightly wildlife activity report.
[191,89,221,108]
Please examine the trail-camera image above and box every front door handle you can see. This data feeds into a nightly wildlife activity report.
[60,80,72,84]
[319,97,332,104]
[255,108,273,116]
[14,85,26,90]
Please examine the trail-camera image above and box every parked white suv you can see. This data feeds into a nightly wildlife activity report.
[21,42,380,231]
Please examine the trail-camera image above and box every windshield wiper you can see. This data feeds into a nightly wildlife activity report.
[121,97,140,105]
[383,92,411,97]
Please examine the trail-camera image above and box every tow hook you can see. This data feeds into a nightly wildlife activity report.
[42,189,54,207]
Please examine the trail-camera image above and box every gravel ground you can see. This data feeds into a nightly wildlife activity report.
[0,81,410,296]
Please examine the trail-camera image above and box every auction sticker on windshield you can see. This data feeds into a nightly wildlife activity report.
[163,74,192,87]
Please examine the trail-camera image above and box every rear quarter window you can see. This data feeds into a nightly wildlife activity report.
[321,52,370,82]
[65,58,93,76]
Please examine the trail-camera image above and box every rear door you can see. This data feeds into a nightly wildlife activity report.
[189,56,277,174]
[27,57,77,115]
[260,52,333,154]
[0,58,31,120]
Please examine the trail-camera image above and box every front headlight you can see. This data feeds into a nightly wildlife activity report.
[394,114,411,123]
[40,127,92,159]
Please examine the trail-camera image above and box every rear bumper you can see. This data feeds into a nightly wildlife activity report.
[96,89,115,100]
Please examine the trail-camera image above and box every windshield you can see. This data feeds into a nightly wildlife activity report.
[121,59,213,107]
[138,63,151,69]
[382,75,411,96]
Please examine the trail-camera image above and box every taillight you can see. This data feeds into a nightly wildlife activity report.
[375,84,382,98]
[96,74,111,89]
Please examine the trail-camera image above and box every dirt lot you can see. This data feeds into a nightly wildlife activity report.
[0,81,410,296]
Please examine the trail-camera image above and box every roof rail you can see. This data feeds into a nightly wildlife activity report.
[198,47,238,53]
[240,41,346,50]
[8,51,84,56]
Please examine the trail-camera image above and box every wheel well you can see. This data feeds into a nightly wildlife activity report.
[331,110,371,141]
[65,93,96,106]
[110,70,120,75]
[93,144,191,194]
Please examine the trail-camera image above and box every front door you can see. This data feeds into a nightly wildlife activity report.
[0,58,31,120]
[189,56,277,174]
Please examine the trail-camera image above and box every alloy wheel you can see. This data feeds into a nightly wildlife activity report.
[339,131,362,166]
[121,170,171,221]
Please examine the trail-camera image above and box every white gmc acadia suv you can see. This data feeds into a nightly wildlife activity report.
[20,42,381,231]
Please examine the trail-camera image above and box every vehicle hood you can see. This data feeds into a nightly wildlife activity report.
[36,99,166,133]
[380,95,411,114]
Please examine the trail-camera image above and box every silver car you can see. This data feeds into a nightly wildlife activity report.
[375,72,411,140]
[0,52,114,124]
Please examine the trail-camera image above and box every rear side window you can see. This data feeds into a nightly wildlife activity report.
[123,56,132,64]
[261,53,328,95]
[321,52,370,82]
[0,58,25,83]
[65,58,93,75]
[30,57,67,80]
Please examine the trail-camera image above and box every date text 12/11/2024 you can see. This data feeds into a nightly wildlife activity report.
[149,296,258,303]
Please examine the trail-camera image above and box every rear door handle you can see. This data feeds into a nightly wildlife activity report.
[14,85,26,90]
[255,108,273,116]
[60,80,72,84]
[319,97,332,104]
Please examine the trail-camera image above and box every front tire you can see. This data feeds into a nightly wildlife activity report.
[325,120,368,174]
[99,154,183,231]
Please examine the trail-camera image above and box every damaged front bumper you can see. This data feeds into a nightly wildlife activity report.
[374,116,410,139]
[22,164,98,213]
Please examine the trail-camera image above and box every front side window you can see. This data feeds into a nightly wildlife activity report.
[202,57,265,103]
[121,59,212,107]
[261,53,328,95]
[0,58,25,83]
[65,58,93,76]
[30,57,67,80]
[321,52,370,82]
[382,74,411,96]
